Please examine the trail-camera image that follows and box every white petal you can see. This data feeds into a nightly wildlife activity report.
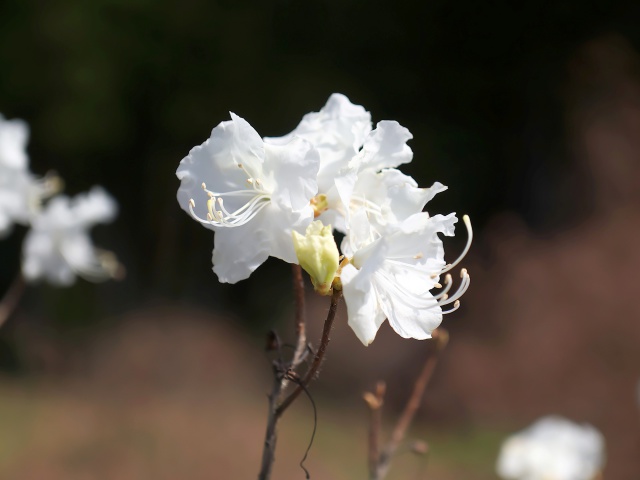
[265,137,319,211]
[341,263,386,346]
[71,186,117,227]
[211,213,271,283]
[264,93,372,194]
[375,269,442,340]
[353,121,412,172]
[265,203,314,264]
[176,113,266,228]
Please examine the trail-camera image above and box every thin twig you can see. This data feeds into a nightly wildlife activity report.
[0,274,26,329]
[276,287,342,417]
[291,264,307,365]
[258,361,285,480]
[363,381,386,477]
[257,274,341,480]
[371,329,449,480]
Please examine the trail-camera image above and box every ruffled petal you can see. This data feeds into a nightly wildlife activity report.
[353,121,412,172]
[264,93,372,194]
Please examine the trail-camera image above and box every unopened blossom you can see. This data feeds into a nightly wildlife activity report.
[22,187,122,286]
[496,416,606,480]
[341,211,471,345]
[0,114,60,236]
[177,113,320,283]
[292,221,339,295]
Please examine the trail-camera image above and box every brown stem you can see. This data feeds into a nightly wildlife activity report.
[276,287,342,417]
[258,366,284,480]
[257,273,339,480]
[0,274,26,329]
[372,329,449,480]
[363,381,386,477]
[291,264,307,368]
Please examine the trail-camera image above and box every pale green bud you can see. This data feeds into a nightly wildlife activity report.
[292,221,339,295]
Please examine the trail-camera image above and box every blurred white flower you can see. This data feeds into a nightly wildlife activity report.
[22,187,122,286]
[341,211,471,345]
[0,114,61,237]
[176,113,320,283]
[496,416,606,480]
[0,114,29,169]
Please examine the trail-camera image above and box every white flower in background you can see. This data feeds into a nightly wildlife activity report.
[176,113,320,283]
[496,416,606,480]
[22,187,122,286]
[0,114,29,169]
[340,211,471,345]
[0,114,61,237]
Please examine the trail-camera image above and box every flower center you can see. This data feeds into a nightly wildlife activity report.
[188,163,271,228]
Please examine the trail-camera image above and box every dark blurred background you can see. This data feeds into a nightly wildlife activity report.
[0,0,639,478]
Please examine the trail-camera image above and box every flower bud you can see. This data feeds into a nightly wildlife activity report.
[292,221,339,295]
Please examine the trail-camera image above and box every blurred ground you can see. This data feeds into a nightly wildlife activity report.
[0,307,500,480]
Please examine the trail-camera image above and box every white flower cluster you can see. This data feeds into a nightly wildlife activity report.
[176,94,471,345]
[497,416,606,480]
[0,113,122,286]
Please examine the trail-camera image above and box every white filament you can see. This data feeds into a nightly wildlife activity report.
[188,174,271,228]
[440,215,473,275]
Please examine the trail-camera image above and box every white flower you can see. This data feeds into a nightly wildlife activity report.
[496,416,606,480]
[0,114,61,237]
[22,187,121,286]
[340,211,471,345]
[176,113,320,283]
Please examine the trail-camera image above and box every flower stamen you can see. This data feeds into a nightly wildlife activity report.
[188,181,271,228]
[437,269,470,307]
[440,215,473,275]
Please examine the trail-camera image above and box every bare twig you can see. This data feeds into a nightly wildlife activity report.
[258,274,342,480]
[291,264,307,363]
[369,328,449,480]
[363,381,386,477]
[276,287,342,417]
[0,274,26,329]
[258,359,285,480]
